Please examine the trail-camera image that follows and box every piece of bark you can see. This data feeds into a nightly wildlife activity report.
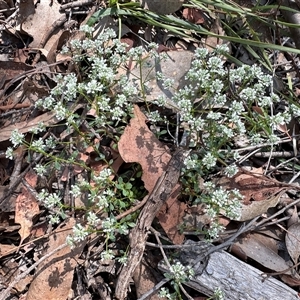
[159,244,299,300]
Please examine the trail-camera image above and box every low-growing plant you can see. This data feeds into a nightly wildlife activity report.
[6,24,298,290]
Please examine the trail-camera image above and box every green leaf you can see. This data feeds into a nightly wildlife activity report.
[125,182,132,189]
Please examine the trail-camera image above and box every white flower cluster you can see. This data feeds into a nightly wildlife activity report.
[35,26,145,128]
[197,182,242,238]
[164,261,195,283]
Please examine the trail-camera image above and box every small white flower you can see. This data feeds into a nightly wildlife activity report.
[224,164,238,177]
[70,184,81,198]
[158,287,172,299]
[207,111,222,120]
[87,212,99,227]
[34,164,47,176]
[49,215,60,224]
[53,102,67,120]
[118,224,129,235]
[184,155,198,170]
[29,122,46,134]
[202,152,217,169]
[32,138,46,151]
[5,147,14,160]
[250,133,263,145]
[100,249,115,261]
[194,47,208,60]
[267,134,280,144]
[10,129,24,147]
[117,255,128,265]
[214,287,225,300]
[73,223,89,242]
[80,24,93,35]
[215,44,229,54]
[208,222,225,239]
[95,194,109,208]
[147,111,162,122]
[85,80,104,94]
[102,217,116,233]
[45,136,56,149]
[166,261,194,282]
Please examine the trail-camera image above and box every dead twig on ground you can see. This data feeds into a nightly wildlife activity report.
[115,148,189,300]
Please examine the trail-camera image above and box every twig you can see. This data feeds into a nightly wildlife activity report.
[115,148,189,300]
[60,0,94,10]
[0,153,43,206]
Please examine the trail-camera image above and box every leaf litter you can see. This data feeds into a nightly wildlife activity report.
[1,0,300,299]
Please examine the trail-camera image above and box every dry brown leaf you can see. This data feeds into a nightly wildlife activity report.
[157,184,186,244]
[280,274,300,286]
[218,169,287,221]
[286,223,300,264]
[123,50,194,111]
[15,170,39,243]
[287,205,299,228]
[24,169,38,188]
[60,166,70,182]
[0,244,17,257]
[295,87,300,97]
[238,190,285,222]
[252,105,264,115]
[218,169,284,204]
[45,30,71,64]
[205,18,226,52]
[15,188,39,242]
[21,0,64,48]
[118,105,184,243]
[133,262,161,300]
[0,210,20,236]
[18,0,35,23]
[0,61,33,90]
[118,105,171,192]
[1,103,83,142]
[182,8,205,24]
[26,218,85,300]
[234,233,294,275]
[0,164,9,185]
[277,122,290,136]
[0,111,58,142]
[140,0,184,14]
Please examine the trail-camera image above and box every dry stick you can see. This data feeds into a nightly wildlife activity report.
[0,153,44,205]
[253,151,296,158]
[115,148,189,300]
[9,146,26,189]
[0,243,68,300]
[0,103,31,110]
[60,0,93,10]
